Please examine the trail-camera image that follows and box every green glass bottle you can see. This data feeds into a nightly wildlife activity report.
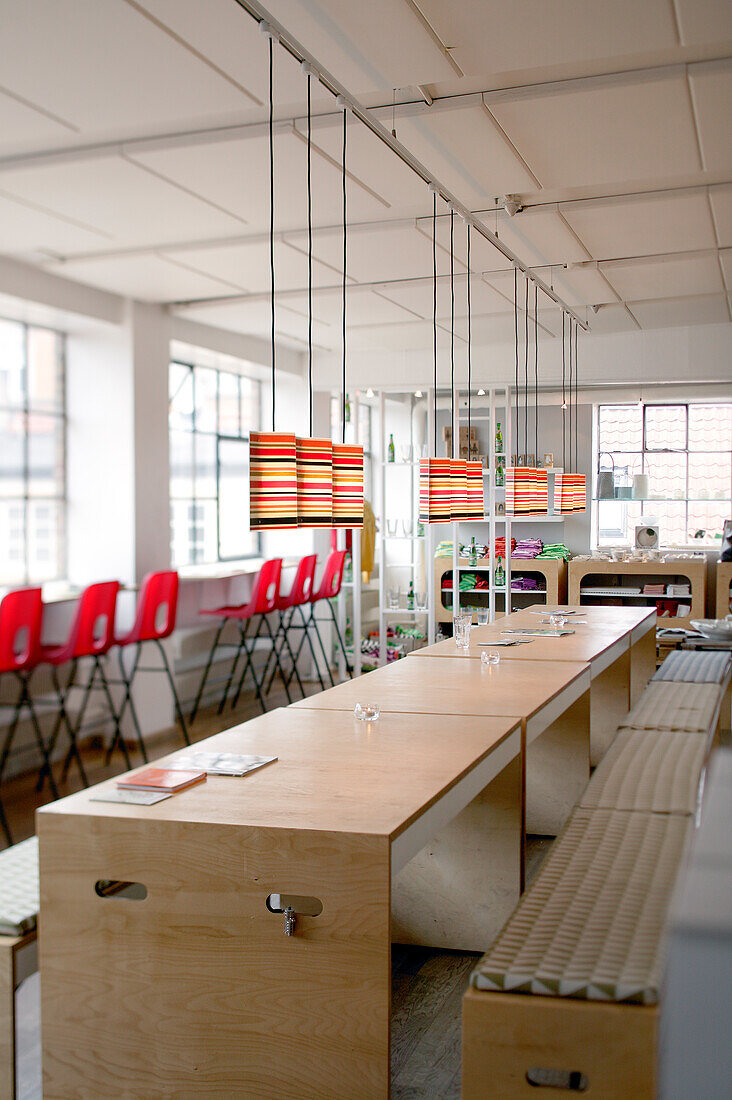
[387,433,395,463]
[407,581,415,610]
[345,393,351,423]
[495,555,505,587]
[468,537,478,567]
[495,421,503,454]
[495,456,504,488]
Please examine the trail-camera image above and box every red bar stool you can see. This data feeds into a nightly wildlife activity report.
[262,553,324,696]
[40,581,124,787]
[106,570,189,766]
[190,558,286,720]
[304,549,352,687]
[0,587,56,844]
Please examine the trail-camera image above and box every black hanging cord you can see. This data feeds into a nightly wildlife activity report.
[432,190,437,454]
[574,320,579,474]
[450,208,455,459]
[523,276,529,459]
[306,71,313,435]
[341,108,347,444]
[514,267,519,455]
[467,225,471,437]
[533,283,538,461]
[561,313,566,471]
[268,34,276,431]
[568,318,573,471]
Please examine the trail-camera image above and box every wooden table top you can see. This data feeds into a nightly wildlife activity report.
[37,707,520,839]
[411,621,627,665]
[292,656,589,722]
[516,604,657,630]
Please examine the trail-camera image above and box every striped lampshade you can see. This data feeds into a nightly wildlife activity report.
[296,437,333,528]
[465,461,485,521]
[419,458,452,524]
[249,431,299,530]
[332,443,364,528]
[450,459,470,522]
[554,473,586,514]
[572,473,587,513]
[505,466,549,516]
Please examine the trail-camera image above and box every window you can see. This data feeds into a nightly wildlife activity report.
[169,361,262,566]
[596,403,732,548]
[0,318,66,584]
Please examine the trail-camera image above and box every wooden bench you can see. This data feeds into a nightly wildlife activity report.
[0,836,39,1100]
[462,666,726,1098]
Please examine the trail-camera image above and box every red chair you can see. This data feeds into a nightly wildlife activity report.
[106,571,189,766]
[303,550,352,687]
[262,554,324,696]
[0,587,56,844]
[191,559,287,720]
[40,581,123,787]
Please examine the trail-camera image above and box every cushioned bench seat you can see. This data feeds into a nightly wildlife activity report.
[580,729,707,816]
[0,837,39,936]
[470,808,690,1005]
[463,809,692,1099]
[620,681,723,735]
[652,650,731,685]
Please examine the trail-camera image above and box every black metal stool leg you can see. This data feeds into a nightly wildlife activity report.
[295,604,327,692]
[260,617,292,704]
[108,645,147,764]
[190,619,226,723]
[230,619,264,710]
[96,656,130,771]
[308,605,336,688]
[60,659,97,784]
[19,674,60,799]
[324,601,354,679]
[0,678,24,793]
[219,621,251,714]
[278,615,305,698]
[40,662,76,791]
[261,612,286,695]
[154,639,190,746]
[0,796,10,847]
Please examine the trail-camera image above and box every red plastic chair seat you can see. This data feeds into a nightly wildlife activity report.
[115,571,179,648]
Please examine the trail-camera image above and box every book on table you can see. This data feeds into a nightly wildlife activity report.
[166,752,278,777]
[116,768,207,793]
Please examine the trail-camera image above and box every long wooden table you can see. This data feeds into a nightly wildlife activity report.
[38,706,523,1099]
[411,605,656,765]
[293,656,592,840]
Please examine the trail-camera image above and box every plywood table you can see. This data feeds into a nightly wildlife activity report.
[293,656,591,839]
[38,706,522,1100]
[413,606,655,764]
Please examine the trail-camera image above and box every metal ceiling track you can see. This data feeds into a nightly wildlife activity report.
[231,0,590,330]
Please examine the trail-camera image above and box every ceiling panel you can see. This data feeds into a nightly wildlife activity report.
[416,0,677,78]
[176,299,332,349]
[45,254,244,301]
[631,294,730,330]
[293,223,455,285]
[491,75,701,189]
[0,155,247,248]
[674,1,732,46]
[602,253,724,301]
[285,287,422,328]
[0,191,112,256]
[490,209,589,268]
[0,89,78,157]
[129,125,405,238]
[583,303,639,334]
[717,249,732,291]
[0,0,256,138]
[257,0,456,93]
[165,240,342,295]
[562,191,718,260]
[549,265,620,308]
[688,64,732,174]
[709,186,732,247]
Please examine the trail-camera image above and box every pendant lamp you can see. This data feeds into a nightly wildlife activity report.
[506,274,548,517]
[419,186,451,523]
[249,27,298,530]
[331,102,364,529]
[554,316,586,514]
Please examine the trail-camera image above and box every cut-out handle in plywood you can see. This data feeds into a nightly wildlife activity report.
[94,880,147,900]
[526,1067,588,1091]
[266,894,323,917]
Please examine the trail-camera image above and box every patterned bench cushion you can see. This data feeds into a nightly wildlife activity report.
[620,681,721,734]
[0,836,39,936]
[580,729,706,815]
[471,809,691,1005]
[653,650,731,685]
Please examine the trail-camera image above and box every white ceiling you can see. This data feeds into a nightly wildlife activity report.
[0,0,730,357]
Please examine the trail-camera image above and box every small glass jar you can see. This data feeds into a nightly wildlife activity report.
[481,650,500,666]
[354,702,380,721]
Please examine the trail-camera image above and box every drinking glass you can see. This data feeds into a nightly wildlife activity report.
[476,606,489,626]
[401,445,412,462]
[388,586,400,610]
[386,519,398,537]
[354,702,380,722]
[549,613,568,628]
[402,518,413,537]
[453,612,472,649]
[481,650,500,666]
[416,591,428,612]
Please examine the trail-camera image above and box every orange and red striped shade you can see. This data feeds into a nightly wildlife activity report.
[331,443,365,528]
[249,431,299,530]
[506,466,548,516]
[296,437,333,527]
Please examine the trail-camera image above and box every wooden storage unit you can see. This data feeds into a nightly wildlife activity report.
[569,558,706,629]
[434,556,568,624]
[716,561,732,618]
